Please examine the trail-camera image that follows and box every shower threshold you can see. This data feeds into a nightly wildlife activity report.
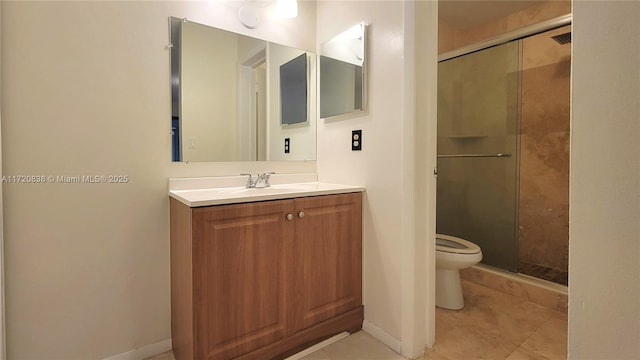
[461,264,568,313]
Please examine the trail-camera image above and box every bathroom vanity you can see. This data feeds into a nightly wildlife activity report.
[169,176,364,360]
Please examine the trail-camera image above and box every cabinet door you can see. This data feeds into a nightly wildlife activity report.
[192,200,295,360]
[293,193,362,331]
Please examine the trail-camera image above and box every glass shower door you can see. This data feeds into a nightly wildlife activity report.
[437,41,520,272]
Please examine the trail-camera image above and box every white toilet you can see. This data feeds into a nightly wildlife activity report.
[435,234,483,310]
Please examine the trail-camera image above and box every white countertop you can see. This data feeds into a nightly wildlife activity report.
[168,174,364,207]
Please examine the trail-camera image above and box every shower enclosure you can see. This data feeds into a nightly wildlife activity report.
[436,24,571,285]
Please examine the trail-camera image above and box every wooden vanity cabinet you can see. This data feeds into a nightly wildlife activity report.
[170,192,363,360]
[292,194,362,332]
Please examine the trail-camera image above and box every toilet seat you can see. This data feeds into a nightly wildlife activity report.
[436,234,481,255]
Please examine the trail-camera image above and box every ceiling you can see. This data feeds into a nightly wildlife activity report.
[439,0,542,30]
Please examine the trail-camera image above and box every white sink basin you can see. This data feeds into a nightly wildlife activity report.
[254,183,320,192]
[169,182,364,207]
[213,182,320,195]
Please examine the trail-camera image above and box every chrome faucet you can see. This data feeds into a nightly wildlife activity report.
[240,172,275,188]
[240,173,257,188]
[255,172,275,188]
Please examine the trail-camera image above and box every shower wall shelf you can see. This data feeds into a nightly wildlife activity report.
[446,135,489,140]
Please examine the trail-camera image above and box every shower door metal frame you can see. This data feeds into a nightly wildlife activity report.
[438,14,572,62]
[515,40,523,274]
[436,16,572,275]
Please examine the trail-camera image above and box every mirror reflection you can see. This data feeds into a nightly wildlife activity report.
[170,17,316,162]
[319,22,367,119]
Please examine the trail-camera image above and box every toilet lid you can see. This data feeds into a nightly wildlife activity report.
[436,234,481,254]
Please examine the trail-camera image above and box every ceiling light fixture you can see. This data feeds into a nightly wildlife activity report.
[275,0,298,19]
[238,5,261,29]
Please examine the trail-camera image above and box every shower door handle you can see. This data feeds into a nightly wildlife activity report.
[437,153,512,158]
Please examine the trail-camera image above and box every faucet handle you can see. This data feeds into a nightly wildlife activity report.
[240,173,255,188]
[258,172,275,187]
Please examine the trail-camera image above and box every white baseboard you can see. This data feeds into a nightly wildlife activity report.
[103,338,172,360]
[362,320,402,354]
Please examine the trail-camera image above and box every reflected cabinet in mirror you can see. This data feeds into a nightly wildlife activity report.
[170,17,317,162]
[319,22,367,119]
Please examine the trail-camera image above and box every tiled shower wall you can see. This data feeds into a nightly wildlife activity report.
[439,0,571,54]
[519,26,571,274]
[438,2,571,280]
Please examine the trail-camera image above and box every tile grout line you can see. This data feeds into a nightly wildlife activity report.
[514,313,558,358]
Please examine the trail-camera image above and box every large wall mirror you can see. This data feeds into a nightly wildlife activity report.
[170,17,317,162]
[319,22,367,119]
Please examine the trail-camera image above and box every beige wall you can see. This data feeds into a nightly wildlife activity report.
[569,0,640,358]
[0,1,316,358]
[439,0,571,53]
[316,1,437,357]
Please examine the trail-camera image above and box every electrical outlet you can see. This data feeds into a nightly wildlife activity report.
[284,138,290,153]
[352,130,362,151]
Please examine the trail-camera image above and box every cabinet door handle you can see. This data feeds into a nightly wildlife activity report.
[298,211,305,219]
[286,213,294,221]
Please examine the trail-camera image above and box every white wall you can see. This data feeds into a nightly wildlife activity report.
[0,2,5,356]
[0,1,316,359]
[316,0,403,345]
[569,1,640,358]
[413,0,438,354]
[316,1,436,357]
[267,43,317,161]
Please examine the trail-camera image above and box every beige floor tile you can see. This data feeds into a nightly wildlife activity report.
[415,350,439,360]
[519,312,568,360]
[300,332,455,360]
[505,346,552,360]
[426,281,566,360]
[316,331,405,360]
[425,326,520,360]
[439,281,557,343]
[299,348,333,360]
[144,351,175,360]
